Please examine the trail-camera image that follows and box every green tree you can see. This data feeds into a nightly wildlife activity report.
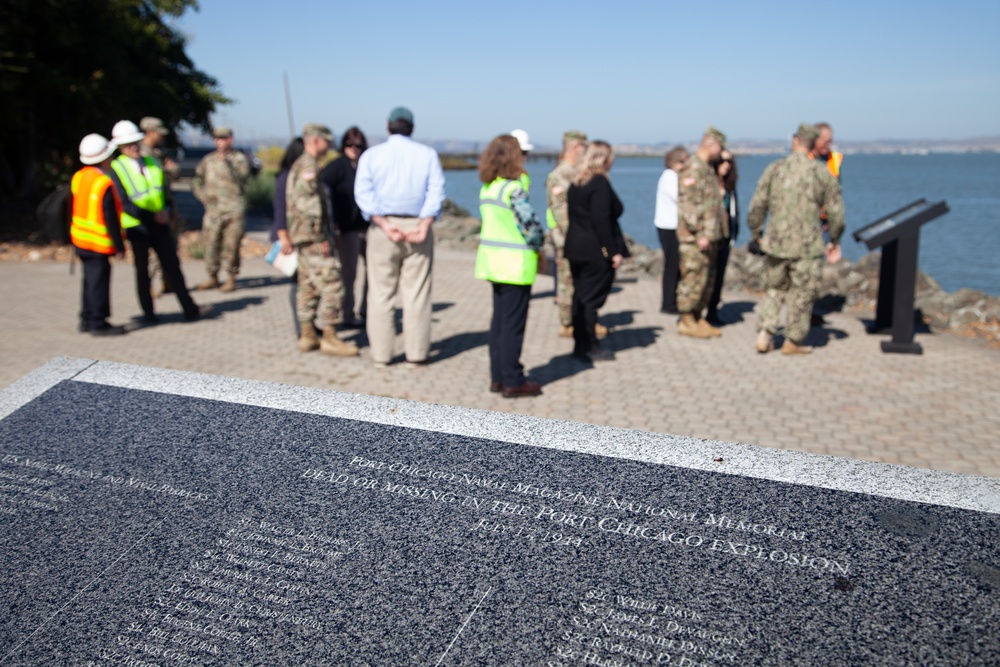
[0,0,228,199]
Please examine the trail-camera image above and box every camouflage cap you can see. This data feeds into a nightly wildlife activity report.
[140,117,170,134]
[212,127,233,139]
[302,123,334,141]
[795,123,821,143]
[704,126,727,147]
[563,130,587,142]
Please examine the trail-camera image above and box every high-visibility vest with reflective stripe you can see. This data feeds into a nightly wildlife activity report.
[476,178,538,285]
[519,171,531,194]
[110,155,166,228]
[70,167,122,255]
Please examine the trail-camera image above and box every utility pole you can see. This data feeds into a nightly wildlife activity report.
[283,72,296,139]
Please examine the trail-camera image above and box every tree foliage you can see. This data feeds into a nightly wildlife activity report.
[0,0,228,197]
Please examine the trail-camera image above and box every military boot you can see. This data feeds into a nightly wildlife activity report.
[782,339,813,355]
[695,315,722,338]
[595,323,609,339]
[219,275,237,293]
[320,328,359,357]
[194,273,219,290]
[678,313,710,338]
[559,325,573,338]
[756,330,775,354]
[298,324,320,352]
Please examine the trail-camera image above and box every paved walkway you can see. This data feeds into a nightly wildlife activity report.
[2,233,998,478]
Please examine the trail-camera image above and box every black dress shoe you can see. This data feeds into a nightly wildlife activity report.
[78,319,88,333]
[140,313,160,324]
[489,382,503,393]
[502,380,542,398]
[90,322,126,336]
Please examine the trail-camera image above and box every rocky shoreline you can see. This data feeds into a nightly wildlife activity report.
[3,200,996,347]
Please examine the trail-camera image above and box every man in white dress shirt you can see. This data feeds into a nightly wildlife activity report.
[354,107,446,367]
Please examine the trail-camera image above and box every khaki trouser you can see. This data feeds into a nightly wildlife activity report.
[365,217,433,364]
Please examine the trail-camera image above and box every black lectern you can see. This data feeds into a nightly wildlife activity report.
[853,199,949,354]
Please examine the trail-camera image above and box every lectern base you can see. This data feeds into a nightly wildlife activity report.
[881,340,923,355]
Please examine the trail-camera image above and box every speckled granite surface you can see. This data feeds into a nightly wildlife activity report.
[1,358,998,665]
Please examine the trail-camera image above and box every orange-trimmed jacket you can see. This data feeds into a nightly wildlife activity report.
[71,166,123,255]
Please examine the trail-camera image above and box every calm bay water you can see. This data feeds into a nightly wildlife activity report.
[443,153,1000,295]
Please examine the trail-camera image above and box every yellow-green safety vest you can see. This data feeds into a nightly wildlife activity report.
[476,178,538,286]
[110,155,166,228]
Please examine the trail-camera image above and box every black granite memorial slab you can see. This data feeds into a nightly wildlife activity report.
[1,379,999,666]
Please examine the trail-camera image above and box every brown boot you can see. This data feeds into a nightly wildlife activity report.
[782,339,813,355]
[559,324,573,338]
[298,324,320,352]
[696,315,722,338]
[595,323,609,339]
[194,274,219,290]
[321,328,359,357]
[219,275,237,293]
[678,313,710,338]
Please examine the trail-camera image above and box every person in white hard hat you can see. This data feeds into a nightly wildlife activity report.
[108,120,203,324]
[70,134,127,335]
[510,129,533,193]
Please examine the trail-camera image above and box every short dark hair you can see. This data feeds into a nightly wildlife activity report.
[340,126,368,153]
[388,119,413,136]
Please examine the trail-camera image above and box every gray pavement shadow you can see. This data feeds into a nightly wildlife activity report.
[713,300,756,326]
[428,330,489,364]
[199,296,266,316]
[527,354,594,385]
[600,310,640,328]
[602,326,661,354]
[801,326,849,348]
[222,275,293,290]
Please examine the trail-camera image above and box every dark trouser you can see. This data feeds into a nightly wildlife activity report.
[708,238,731,316]
[570,259,614,355]
[657,227,679,312]
[490,282,531,388]
[77,250,112,328]
[127,223,196,317]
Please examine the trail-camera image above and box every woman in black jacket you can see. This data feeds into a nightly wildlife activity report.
[565,140,627,362]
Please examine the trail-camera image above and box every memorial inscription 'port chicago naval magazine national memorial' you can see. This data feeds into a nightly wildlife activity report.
[1,358,999,666]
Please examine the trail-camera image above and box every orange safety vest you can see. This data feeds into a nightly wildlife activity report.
[810,150,843,180]
[70,166,122,255]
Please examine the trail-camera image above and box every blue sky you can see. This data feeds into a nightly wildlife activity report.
[174,0,1000,146]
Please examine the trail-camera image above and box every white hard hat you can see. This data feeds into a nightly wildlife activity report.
[510,129,534,152]
[79,134,116,165]
[111,120,145,145]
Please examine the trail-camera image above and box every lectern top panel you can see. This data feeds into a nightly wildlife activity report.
[853,199,948,249]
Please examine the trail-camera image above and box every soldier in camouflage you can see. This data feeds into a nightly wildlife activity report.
[675,126,727,339]
[747,123,845,355]
[286,123,358,357]
[140,117,183,297]
[545,130,606,339]
[192,127,251,293]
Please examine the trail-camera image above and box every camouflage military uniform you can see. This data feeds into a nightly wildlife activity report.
[545,159,575,327]
[676,154,726,314]
[286,152,345,329]
[139,143,183,291]
[747,151,844,343]
[192,149,250,278]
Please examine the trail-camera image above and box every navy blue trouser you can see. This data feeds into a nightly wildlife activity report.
[489,282,531,388]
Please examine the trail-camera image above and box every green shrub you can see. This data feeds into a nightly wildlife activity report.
[245,171,276,213]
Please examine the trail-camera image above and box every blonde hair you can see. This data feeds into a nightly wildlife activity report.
[571,140,614,186]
